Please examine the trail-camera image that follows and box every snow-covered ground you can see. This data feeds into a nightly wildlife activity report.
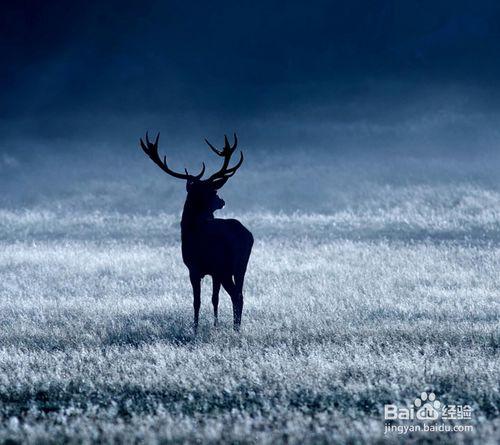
[0,147,499,443]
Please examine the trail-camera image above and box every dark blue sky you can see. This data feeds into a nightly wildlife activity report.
[2,0,500,143]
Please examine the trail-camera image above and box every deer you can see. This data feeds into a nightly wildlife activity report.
[139,132,253,333]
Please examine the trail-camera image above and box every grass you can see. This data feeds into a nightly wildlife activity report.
[0,180,499,444]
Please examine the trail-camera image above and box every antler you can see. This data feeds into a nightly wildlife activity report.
[203,133,244,188]
[139,132,205,180]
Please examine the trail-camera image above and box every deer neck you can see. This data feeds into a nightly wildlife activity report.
[181,199,214,234]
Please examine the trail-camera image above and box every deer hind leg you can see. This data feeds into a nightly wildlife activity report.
[212,278,221,327]
[221,276,243,332]
[190,272,201,334]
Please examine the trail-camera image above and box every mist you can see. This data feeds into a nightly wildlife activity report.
[3,0,500,217]
[2,85,500,215]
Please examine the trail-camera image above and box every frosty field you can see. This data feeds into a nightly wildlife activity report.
[0,149,499,444]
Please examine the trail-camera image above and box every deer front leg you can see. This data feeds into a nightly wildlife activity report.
[190,272,201,334]
[212,278,221,327]
[233,273,245,331]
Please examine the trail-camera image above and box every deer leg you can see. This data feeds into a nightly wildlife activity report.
[190,272,201,334]
[221,276,242,332]
[212,278,221,327]
[233,294,243,332]
[233,273,245,331]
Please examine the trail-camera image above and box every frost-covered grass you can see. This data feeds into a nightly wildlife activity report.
[0,198,499,443]
[0,149,500,443]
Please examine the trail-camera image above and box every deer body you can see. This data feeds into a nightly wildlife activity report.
[140,133,253,332]
[181,217,253,279]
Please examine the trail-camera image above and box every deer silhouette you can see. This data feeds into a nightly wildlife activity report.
[140,133,253,332]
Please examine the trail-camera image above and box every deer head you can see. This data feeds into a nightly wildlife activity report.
[139,132,243,215]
